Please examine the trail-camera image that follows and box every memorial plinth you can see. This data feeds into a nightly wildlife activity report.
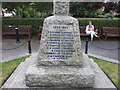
[25,0,95,88]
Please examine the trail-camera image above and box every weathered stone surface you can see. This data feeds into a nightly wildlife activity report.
[25,53,95,88]
[26,60,95,88]
[37,16,84,66]
[53,0,69,15]
[36,1,84,67]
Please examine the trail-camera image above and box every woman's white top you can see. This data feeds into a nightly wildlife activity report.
[85,25,94,32]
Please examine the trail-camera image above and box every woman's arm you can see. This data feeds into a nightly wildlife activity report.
[92,25,94,31]
[85,25,88,32]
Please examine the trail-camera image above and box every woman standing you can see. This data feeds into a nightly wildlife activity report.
[85,21,99,41]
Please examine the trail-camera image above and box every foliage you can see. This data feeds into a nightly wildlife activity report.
[89,56,120,89]
[26,7,37,18]
[33,2,53,13]
[70,2,119,18]
[105,13,115,19]
[96,10,106,18]
[104,2,118,13]
[2,2,52,18]
[23,10,31,18]
[0,56,29,86]
[116,1,120,17]
[68,14,73,16]
[96,10,103,15]
[70,2,105,18]
[2,2,52,13]
[77,8,89,17]
[40,13,48,18]
[17,7,48,18]
[17,7,23,18]
[2,2,29,11]
[2,2,119,18]
[117,1,120,13]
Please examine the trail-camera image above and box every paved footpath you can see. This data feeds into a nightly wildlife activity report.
[1,37,119,63]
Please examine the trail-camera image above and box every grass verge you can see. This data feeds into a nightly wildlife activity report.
[0,56,30,86]
[89,56,120,89]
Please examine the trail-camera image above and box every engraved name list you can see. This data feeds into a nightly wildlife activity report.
[45,25,75,60]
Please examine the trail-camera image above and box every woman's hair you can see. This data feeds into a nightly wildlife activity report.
[88,21,92,28]
[89,21,92,24]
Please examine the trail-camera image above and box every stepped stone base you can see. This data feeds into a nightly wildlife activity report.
[2,53,116,89]
[26,65,95,88]
[25,53,95,88]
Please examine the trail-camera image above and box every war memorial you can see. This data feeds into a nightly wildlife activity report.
[2,0,116,89]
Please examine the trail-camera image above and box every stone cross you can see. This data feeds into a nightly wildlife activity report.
[53,0,69,15]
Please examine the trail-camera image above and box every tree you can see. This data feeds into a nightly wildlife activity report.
[70,2,104,17]
[104,2,118,13]
[2,2,52,13]
[2,2,30,11]
[116,1,120,13]
[2,2,53,18]
[33,2,53,13]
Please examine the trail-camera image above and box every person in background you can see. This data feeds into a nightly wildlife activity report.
[0,9,4,17]
[85,21,99,41]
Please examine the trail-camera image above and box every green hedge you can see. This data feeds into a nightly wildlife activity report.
[2,18,120,33]
[78,19,120,30]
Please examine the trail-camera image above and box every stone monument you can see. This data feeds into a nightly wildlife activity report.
[25,0,95,88]
[2,1,116,88]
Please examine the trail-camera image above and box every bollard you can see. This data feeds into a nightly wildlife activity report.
[85,38,89,54]
[15,25,20,43]
[28,40,32,54]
